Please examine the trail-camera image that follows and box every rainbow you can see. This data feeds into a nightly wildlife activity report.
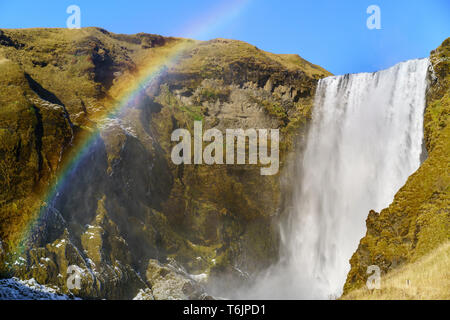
[13,0,252,254]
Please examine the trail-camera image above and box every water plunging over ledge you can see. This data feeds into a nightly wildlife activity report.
[234,58,430,299]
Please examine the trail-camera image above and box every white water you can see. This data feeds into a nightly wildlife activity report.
[235,58,430,299]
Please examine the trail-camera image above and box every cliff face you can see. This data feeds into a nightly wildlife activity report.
[344,38,450,294]
[0,28,330,299]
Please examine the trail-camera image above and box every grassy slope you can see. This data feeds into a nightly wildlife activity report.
[172,38,331,80]
[342,241,449,300]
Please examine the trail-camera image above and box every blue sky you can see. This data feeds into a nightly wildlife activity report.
[0,0,448,75]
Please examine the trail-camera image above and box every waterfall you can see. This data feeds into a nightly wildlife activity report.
[235,58,430,299]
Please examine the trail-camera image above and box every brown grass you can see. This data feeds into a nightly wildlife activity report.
[342,241,450,300]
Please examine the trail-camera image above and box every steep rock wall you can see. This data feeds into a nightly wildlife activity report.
[0,28,330,299]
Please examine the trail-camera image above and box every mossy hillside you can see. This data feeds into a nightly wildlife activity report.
[0,58,73,249]
[172,38,330,80]
[0,27,329,298]
[425,37,450,152]
[0,27,182,246]
[0,28,181,126]
[344,38,450,295]
[264,52,330,79]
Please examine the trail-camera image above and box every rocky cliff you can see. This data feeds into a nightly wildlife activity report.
[1,27,446,300]
[344,38,450,295]
[0,28,330,299]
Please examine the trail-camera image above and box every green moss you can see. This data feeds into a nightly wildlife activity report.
[196,87,230,103]
[179,105,204,121]
[263,101,287,119]
[0,27,329,297]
